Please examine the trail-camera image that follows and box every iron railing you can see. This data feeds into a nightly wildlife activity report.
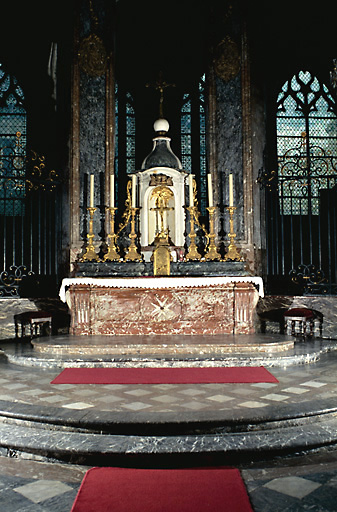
[259,139,337,295]
[0,133,63,297]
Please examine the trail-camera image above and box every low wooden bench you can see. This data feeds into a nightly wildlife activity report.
[284,307,323,338]
[14,311,52,339]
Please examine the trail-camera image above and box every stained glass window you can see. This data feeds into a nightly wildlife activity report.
[276,70,337,215]
[114,83,135,180]
[181,74,207,214]
[125,91,135,174]
[0,63,26,216]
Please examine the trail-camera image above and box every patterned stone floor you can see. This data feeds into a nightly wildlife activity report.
[1,348,337,416]
[2,337,337,510]
[2,447,337,511]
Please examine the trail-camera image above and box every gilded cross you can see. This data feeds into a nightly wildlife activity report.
[146,71,175,118]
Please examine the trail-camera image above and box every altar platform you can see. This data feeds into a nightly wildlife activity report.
[1,334,337,472]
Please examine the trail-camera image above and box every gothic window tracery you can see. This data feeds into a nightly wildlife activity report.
[276,70,337,215]
[0,63,26,216]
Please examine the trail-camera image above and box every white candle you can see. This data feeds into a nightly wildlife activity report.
[110,174,114,208]
[189,174,194,207]
[207,173,213,207]
[90,174,94,207]
[229,173,234,207]
[132,175,136,207]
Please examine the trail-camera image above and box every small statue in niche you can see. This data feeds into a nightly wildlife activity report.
[150,186,174,237]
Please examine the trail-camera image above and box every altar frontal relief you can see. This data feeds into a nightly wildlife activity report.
[64,277,262,336]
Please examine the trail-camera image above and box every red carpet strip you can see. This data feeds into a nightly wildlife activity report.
[71,467,253,512]
[51,366,278,384]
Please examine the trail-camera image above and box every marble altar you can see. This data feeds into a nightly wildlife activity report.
[60,276,263,336]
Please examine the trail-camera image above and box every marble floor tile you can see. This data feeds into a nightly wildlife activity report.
[151,395,180,403]
[2,383,28,390]
[121,402,152,410]
[178,388,206,396]
[20,388,50,396]
[261,393,290,401]
[96,394,123,403]
[0,394,15,400]
[251,382,279,389]
[39,395,66,403]
[282,387,310,394]
[14,480,73,504]
[71,388,100,396]
[181,401,208,410]
[230,387,257,395]
[62,402,94,410]
[263,476,322,499]
[300,381,327,388]
[124,389,153,396]
[207,394,234,402]
[237,400,269,408]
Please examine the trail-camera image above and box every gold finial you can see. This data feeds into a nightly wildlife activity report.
[146,71,175,118]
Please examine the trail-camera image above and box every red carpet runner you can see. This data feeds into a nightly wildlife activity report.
[71,467,253,512]
[51,366,278,384]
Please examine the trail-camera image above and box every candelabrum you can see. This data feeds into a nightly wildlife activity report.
[81,207,100,261]
[185,206,202,261]
[124,207,142,261]
[204,206,221,260]
[224,206,243,261]
[103,207,121,261]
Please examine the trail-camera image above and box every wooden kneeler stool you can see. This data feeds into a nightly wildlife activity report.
[284,307,323,338]
[14,311,52,339]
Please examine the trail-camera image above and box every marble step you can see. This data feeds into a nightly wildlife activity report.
[2,413,337,466]
[1,397,337,436]
[4,335,337,369]
[2,396,337,465]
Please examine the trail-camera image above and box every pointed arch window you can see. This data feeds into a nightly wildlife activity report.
[114,84,135,176]
[276,70,337,215]
[0,64,26,216]
[180,73,207,214]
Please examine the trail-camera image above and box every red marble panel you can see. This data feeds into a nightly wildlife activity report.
[68,282,259,336]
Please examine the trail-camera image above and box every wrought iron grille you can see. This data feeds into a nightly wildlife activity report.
[260,71,337,295]
[0,133,63,297]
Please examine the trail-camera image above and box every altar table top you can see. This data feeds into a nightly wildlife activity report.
[59,276,264,303]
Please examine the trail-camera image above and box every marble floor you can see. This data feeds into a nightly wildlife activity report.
[2,335,337,510]
[3,448,337,511]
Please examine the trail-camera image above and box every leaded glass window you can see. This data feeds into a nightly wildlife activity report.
[125,92,135,174]
[181,74,207,214]
[114,83,135,180]
[276,70,337,215]
[0,63,26,216]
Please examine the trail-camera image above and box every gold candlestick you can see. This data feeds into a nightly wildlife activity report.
[104,207,120,261]
[205,206,221,260]
[224,206,243,261]
[185,206,202,261]
[125,207,142,261]
[81,207,100,261]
